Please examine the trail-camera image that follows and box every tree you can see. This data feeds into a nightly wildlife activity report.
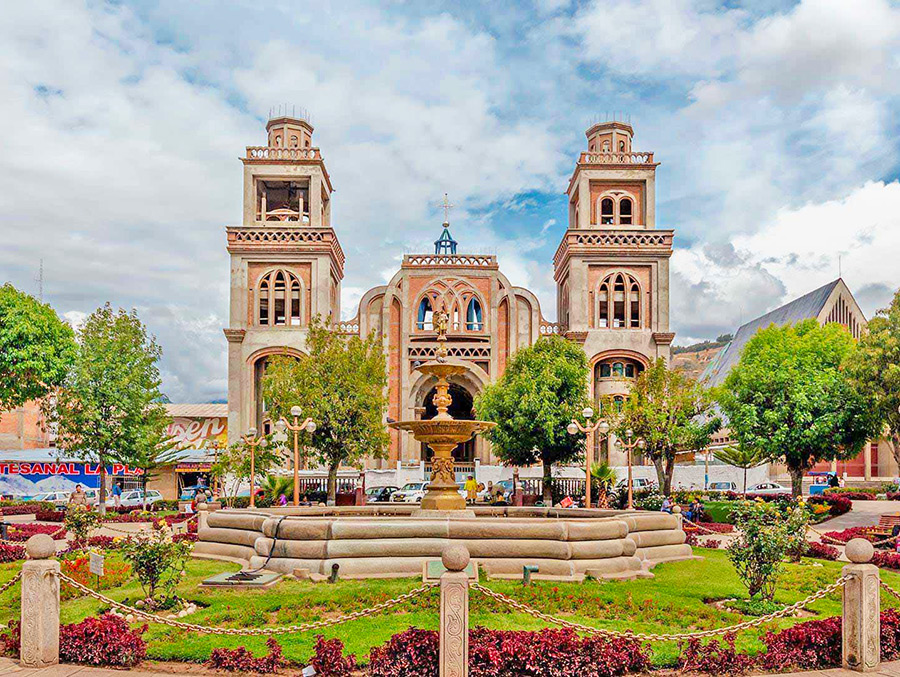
[475,335,589,504]
[53,304,168,513]
[210,440,282,507]
[0,284,76,413]
[590,462,618,507]
[261,318,389,504]
[618,358,720,495]
[130,410,181,511]
[713,445,767,495]
[718,319,880,497]
[846,288,900,470]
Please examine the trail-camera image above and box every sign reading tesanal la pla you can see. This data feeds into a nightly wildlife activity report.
[0,449,142,498]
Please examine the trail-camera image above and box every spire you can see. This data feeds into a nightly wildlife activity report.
[434,193,458,255]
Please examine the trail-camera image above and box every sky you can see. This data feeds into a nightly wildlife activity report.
[1,0,899,402]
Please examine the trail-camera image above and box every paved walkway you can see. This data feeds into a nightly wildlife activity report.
[2,657,900,677]
[816,501,900,532]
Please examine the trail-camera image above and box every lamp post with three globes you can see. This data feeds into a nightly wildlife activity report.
[615,429,646,510]
[274,406,317,507]
[241,428,268,509]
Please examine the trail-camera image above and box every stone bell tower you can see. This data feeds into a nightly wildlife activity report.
[224,113,344,442]
[553,119,675,460]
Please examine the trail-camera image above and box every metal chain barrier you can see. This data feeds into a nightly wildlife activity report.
[0,572,21,596]
[880,580,900,604]
[471,575,849,642]
[56,571,436,636]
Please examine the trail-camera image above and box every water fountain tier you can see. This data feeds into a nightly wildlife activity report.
[388,309,495,513]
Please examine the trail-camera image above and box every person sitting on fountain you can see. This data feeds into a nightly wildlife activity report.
[464,475,478,505]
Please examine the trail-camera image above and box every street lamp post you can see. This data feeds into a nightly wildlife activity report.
[276,406,317,507]
[242,428,268,509]
[566,407,611,509]
[615,429,646,510]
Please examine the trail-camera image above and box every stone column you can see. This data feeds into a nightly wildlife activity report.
[440,544,470,677]
[842,538,880,672]
[20,534,60,667]
[198,502,210,531]
[672,505,683,529]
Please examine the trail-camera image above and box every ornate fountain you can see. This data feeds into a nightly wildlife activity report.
[388,306,495,512]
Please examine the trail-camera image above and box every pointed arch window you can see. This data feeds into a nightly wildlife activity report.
[257,269,303,327]
[417,297,433,330]
[596,272,641,330]
[466,298,483,331]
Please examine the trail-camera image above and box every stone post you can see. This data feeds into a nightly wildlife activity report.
[672,505,683,529]
[842,538,880,672]
[440,544,470,677]
[198,502,210,531]
[20,534,60,668]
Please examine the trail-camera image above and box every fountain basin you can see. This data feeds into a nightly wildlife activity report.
[194,505,693,582]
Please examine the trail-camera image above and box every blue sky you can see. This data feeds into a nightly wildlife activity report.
[1,0,899,401]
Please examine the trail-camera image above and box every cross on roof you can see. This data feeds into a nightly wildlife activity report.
[441,193,453,224]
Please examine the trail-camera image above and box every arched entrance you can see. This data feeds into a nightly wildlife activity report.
[422,383,475,462]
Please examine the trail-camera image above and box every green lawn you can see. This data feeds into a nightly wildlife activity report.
[2,549,899,667]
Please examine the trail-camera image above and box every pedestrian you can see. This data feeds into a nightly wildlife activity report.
[464,475,478,505]
[111,482,122,508]
[68,484,87,508]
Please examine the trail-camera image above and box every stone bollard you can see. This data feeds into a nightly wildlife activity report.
[842,538,880,672]
[20,534,60,667]
[198,501,210,531]
[672,505,683,529]
[440,544,470,677]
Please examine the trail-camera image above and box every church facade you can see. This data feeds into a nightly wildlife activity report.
[224,116,674,474]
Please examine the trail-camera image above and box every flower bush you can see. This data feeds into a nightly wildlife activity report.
[872,551,900,570]
[1,615,147,667]
[0,500,55,516]
[310,636,358,677]
[678,634,753,675]
[206,638,286,673]
[120,524,192,605]
[804,541,840,561]
[726,500,793,600]
[5,522,66,541]
[807,494,852,517]
[64,506,101,543]
[368,627,649,677]
[35,509,66,522]
[822,527,873,544]
[0,543,26,563]
[59,555,132,598]
[824,487,878,500]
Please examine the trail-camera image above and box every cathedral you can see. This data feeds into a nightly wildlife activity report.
[224,115,674,474]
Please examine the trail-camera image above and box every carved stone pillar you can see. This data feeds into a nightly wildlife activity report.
[440,545,470,677]
[198,502,210,531]
[843,539,880,672]
[21,534,60,667]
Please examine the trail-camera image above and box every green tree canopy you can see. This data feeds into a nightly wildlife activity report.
[475,335,589,503]
[618,358,720,494]
[53,304,169,511]
[846,288,900,469]
[261,318,389,504]
[0,284,76,413]
[718,319,880,496]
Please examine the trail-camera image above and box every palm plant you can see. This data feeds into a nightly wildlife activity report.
[713,445,767,495]
[260,474,293,502]
[590,462,618,508]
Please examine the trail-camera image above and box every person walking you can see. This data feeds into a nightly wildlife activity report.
[111,483,122,508]
[68,484,88,508]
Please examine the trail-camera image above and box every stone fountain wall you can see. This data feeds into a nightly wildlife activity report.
[195,507,693,582]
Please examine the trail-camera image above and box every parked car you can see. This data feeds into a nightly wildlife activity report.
[365,485,399,503]
[108,489,164,508]
[747,481,792,496]
[392,482,429,503]
[708,481,737,492]
[29,491,70,507]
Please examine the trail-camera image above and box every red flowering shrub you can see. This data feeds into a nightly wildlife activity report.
[59,614,147,667]
[86,535,119,550]
[822,527,871,544]
[35,509,66,522]
[172,532,198,543]
[872,551,900,570]
[693,522,734,533]
[60,555,131,599]
[0,501,55,516]
[310,636,358,676]
[807,494,852,517]
[6,523,67,541]
[678,634,753,675]
[805,541,840,561]
[0,544,26,563]
[206,638,286,673]
[824,487,878,500]
[368,627,649,677]
[759,615,842,671]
